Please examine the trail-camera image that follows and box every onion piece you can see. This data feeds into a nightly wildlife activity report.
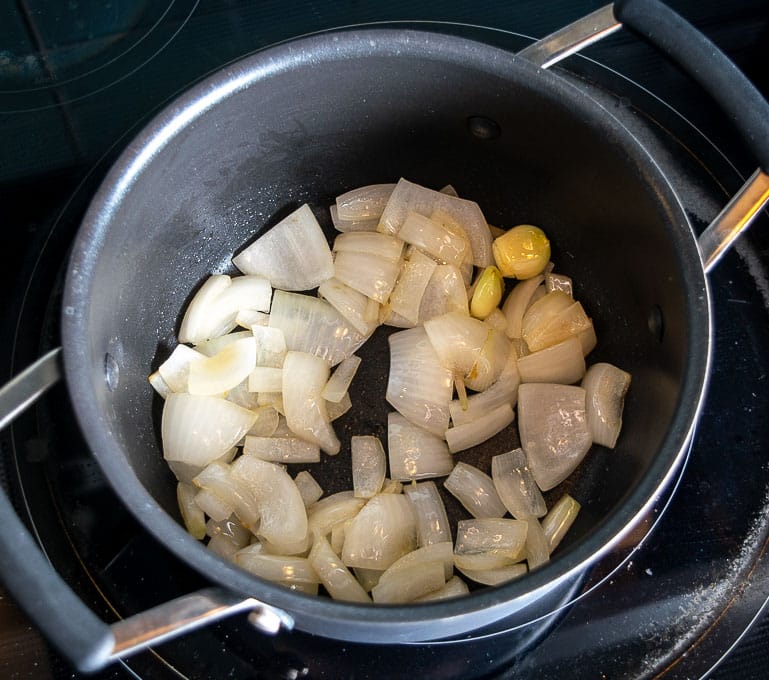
[177,275,232,344]
[387,247,438,325]
[206,517,251,546]
[333,250,401,304]
[247,366,283,393]
[518,383,592,491]
[380,478,403,495]
[336,183,396,221]
[226,379,261,410]
[162,394,256,467]
[351,436,386,499]
[418,264,469,322]
[158,344,206,393]
[229,456,308,552]
[232,204,334,291]
[193,462,260,530]
[269,290,369,366]
[236,309,269,328]
[282,351,340,455]
[354,567,383,592]
[330,521,347,555]
[501,275,545,339]
[542,493,581,553]
[484,308,508,333]
[386,326,453,436]
[188,337,257,396]
[195,330,253,358]
[453,551,517,571]
[194,488,234,522]
[454,518,528,562]
[524,517,550,570]
[294,470,323,507]
[377,178,493,267]
[326,391,352,421]
[415,575,469,601]
[333,231,404,261]
[397,211,468,268]
[307,491,366,537]
[246,406,280,437]
[243,436,321,463]
[546,272,573,296]
[308,532,371,602]
[235,547,320,590]
[207,533,241,560]
[578,323,597,356]
[322,355,361,403]
[177,482,206,540]
[387,412,453,481]
[445,403,515,454]
[341,494,417,570]
[430,209,475,285]
[444,462,507,519]
[330,204,379,233]
[404,481,452,547]
[148,371,171,399]
[423,311,489,377]
[318,278,379,336]
[371,561,445,603]
[523,295,592,353]
[491,448,547,519]
[464,328,511,392]
[251,326,287,368]
[456,563,527,586]
[379,541,454,581]
[582,362,631,448]
[517,336,585,385]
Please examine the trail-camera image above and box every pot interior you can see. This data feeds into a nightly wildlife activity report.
[63,29,709,634]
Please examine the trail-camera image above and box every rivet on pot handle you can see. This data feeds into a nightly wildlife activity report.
[519,0,769,273]
[0,352,293,671]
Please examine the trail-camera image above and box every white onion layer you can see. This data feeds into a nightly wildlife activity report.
[582,362,631,448]
[387,412,453,481]
[444,462,507,519]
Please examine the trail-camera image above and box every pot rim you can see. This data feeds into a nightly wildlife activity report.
[61,27,712,639]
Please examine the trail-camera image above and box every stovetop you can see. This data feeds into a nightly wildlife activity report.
[1,2,768,679]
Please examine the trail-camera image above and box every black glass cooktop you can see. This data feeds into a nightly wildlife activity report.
[1,2,768,678]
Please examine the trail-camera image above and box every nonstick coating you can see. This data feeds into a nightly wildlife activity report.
[61,30,710,641]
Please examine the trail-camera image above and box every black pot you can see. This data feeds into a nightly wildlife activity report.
[1,0,767,672]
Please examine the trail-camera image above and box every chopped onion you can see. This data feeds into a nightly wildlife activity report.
[387,412,453,481]
[582,362,631,448]
[415,575,469,601]
[326,391,352,421]
[377,178,493,267]
[333,250,401,303]
[330,204,379,232]
[453,551,517,571]
[330,521,347,555]
[524,517,550,570]
[227,379,261,410]
[518,383,592,491]
[371,560,445,603]
[542,493,581,553]
[322,355,361,403]
[333,231,404,261]
[386,326,453,436]
[269,290,369,366]
[246,406,280,437]
[423,311,489,377]
[491,448,547,519]
[194,488,234,522]
[404,481,452,547]
[318,278,379,336]
[262,532,313,559]
[247,366,283,393]
[501,275,545,339]
[445,403,515,454]
[439,184,458,197]
[177,482,206,540]
[387,247,437,325]
[444,462,507,519]
[294,470,323,507]
[456,563,527,586]
[148,371,171,399]
[380,478,403,494]
[341,494,416,570]
[397,211,469,268]
[229,456,308,552]
[546,272,573,296]
[517,336,585,385]
[251,326,287,368]
[282,351,340,455]
[336,183,396,221]
[523,294,592,353]
[193,461,260,529]
[484,308,508,333]
[177,274,232,344]
[418,264,469,322]
[243,436,321,463]
[162,394,256,467]
[232,204,334,291]
[430,209,475,285]
[188,337,257,396]
[307,491,366,536]
[379,541,454,581]
[236,309,269,328]
[195,330,253,358]
[464,328,511,392]
[454,518,528,562]
[578,323,597,356]
[351,436,386,499]
[158,344,206,393]
[206,517,251,546]
[207,533,242,560]
[308,532,371,602]
[235,547,320,590]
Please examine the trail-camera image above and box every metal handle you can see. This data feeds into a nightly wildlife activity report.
[0,354,292,671]
[518,1,769,271]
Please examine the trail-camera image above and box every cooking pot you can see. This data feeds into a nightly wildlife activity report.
[1,0,768,673]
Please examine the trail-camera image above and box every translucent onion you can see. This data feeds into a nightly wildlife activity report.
[269,290,369,366]
[518,383,592,491]
[148,371,171,399]
[387,247,438,325]
[397,211,469,268]
[341,494,417,570]
[177,274,232,344]
[206,517,251,546]
[404,481,452,547]
[524,517,550,570]
[158,344,206,393]
[415,575,470,601]
[423,311,489,377]
[294,470,323,507]
[387,412,453,481]
[579,323,598,356]
[517,336,585,385]
[246,406,280,437]
[333,250,401,304]
[162,394,256,467]
[445,403,515,454]
[195,330,254,358]
[582,362,632,448]
[456,563,527,586]
[188,337,257,395]
[353,567,383,592]
[501,275,544,339]
[229,456,308,552]
[330,204,379,233]
[336,183,396,221]
[453,551,517,571]
[371,561,445,603]
[235,547,320,590]
[444,462,507,519]
[227,379,261,411]
[484,308,508,333]
[491,448,547,519]
[247,366,283,393]
[379,541,454,581]
[207,533,241,560]
[194,488,234,522]
[523,294,592,353]
[326,391,352,421]
[232,204,334,291]
[193,462,260,529]
[454,518,528,562]
[546,272,573,296]
[307,491,366,537]
[322,355,361,403]
[351,435,386,499]
[464,328,511,392]
[386,326,453,436]
[377,178,493,267]
[333,231,404,261]
[236,309,269,328]
[318,278,378,336]
[308,532,371,602]
[430,209,475,284]
[380,478,403,494]
[418,264,469,323]
[242,436,321,463]
[542,493,581,553]
[177,482,206,540]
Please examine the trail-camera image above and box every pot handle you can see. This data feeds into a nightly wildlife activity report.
[0,351,292,672]
[518,0,769,272]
